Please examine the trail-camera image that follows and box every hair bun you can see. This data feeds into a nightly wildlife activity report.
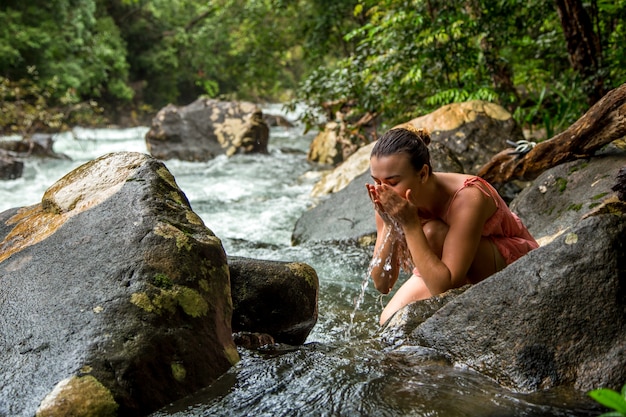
[401,124,431,146]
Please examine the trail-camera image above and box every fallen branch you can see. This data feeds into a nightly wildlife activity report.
[477,83,626,186]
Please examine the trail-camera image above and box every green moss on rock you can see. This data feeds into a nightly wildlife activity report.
[287,262,319,290]
[154,222,193,251]
[171,362,187,382]
[156,165,178,190]
[175,287,208,318]
[36,375,118,417]
[131,285,208,318]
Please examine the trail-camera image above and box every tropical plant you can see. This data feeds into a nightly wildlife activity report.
[588,384,626,417]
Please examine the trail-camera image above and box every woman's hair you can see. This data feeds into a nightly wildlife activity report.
[371,125,432,174]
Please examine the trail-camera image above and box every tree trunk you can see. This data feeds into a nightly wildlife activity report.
[554,0,605,105]
[477,83,626,186]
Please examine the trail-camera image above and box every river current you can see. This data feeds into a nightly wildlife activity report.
[0,105,600,416]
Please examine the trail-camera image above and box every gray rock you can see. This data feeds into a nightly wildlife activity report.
[229,256,319,346]
[510,148,626,245]
[397,213,625,393]
[292,171,376,245]
[145,98,269,161]
[0,152,238,416]
[0,151,24,180]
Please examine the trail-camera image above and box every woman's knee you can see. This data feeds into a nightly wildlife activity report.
[422,220,448,257]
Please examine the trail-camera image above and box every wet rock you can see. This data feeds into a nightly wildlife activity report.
[233,331,276,350]
[145,98,269,161]
[0,152,238,416]
[229,257,319,345]
[380,286,470,346]
[0,151,24,180]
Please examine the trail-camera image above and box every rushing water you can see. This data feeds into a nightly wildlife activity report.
[0,106,601,416]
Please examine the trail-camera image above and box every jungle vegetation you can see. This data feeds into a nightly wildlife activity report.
[1,0,625,139]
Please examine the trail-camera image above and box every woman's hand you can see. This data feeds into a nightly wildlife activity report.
[368,183,420,228]
[367,183,394,225]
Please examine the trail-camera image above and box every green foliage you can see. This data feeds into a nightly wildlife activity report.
[294,0,626,135]
[588,384,626,416]
[2,0,626,133]
[0,1,132,103]
[0,68,103,137]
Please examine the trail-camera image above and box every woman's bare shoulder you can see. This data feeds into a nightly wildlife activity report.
[444,175,497,221]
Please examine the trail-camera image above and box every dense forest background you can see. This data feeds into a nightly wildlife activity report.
[1,0,625,139]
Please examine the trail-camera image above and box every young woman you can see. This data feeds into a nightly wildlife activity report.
[367,126,538,325]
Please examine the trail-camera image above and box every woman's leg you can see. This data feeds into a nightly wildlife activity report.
[379,220,506,325]
[379,274,431,325]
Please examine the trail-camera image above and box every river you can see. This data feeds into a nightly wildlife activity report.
[0,105,601,416]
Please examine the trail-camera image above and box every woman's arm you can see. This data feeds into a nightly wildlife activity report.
[369,211,401,293]
[376,184,493,296]
[404,186,493,294]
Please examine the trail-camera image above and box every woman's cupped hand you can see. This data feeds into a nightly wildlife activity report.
[366,183,420,227]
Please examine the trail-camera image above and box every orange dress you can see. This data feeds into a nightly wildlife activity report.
[449,176,539,264]
[411,176,538,278]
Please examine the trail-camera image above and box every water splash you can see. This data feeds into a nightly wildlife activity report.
[347,219,414,336]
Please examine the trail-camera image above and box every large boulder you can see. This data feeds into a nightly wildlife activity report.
[383,211,625,393]
[229,257,319,346]
[380,151,626,393]
[0,152,238,416]
[145,98,269,161]
[402,100,524,174]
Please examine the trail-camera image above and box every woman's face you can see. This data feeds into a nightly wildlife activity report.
[370,153,422,199]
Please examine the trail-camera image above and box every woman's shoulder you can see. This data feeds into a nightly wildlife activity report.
[444,174,498,220]
[436,172,475,192]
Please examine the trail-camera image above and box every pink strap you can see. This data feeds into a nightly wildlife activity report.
[445,177,499,219]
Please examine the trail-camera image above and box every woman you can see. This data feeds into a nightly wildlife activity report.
[367,126,538,325]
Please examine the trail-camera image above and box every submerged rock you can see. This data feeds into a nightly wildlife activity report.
[0,150,23,180]
[0,152,238,416]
